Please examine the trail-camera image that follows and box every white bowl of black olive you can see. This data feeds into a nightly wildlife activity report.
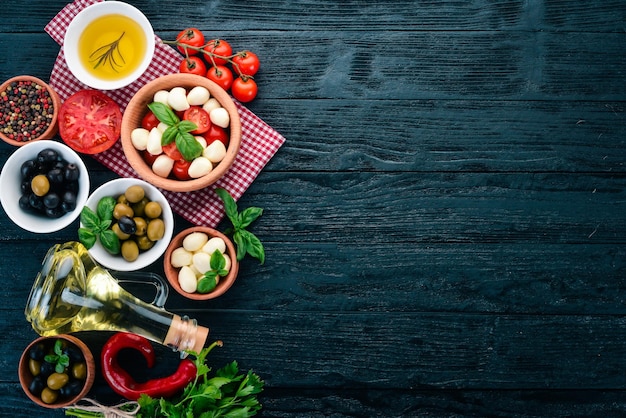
[0,140,89,233]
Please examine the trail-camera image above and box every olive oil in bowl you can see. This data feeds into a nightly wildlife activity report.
[78,14,147,81]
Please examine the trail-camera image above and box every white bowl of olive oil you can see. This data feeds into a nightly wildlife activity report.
[63,1,155,90]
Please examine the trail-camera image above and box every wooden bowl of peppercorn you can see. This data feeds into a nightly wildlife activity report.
[18,334,95,408]
[0,75,60,146]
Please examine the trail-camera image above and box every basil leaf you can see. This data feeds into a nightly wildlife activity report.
[161,125,178,145]
[233,230,248,262]
[210,249,226,271]
[148,102,179,126]
[97,196,116,222]
[178,119,198,133]
[78,227,97,249]
[99,219,112,232]
[99,229,121,255]
[238,207,263,228]
[197,275,217,293]
[176,132,203,161]
[80,206,100,231]
[215,188,239,226]
[244,231,265,264]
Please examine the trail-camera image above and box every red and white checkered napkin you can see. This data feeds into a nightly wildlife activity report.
[44,0,285,227]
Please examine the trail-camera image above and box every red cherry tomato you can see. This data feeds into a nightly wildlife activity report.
[162,142,183,161]
[176,28,205,55]
[202,39,232,65]
[172,159,192,180]
[183,106,211,134]
[231,77,258,103]
[206,65,234,91]
[141,111,160,131]
[203,125,229,146]
[232,51,260,76]
[179,56,207,76]
[58,89,122,154]
[143,150,160,166]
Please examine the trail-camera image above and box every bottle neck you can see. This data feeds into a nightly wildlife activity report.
[164,314,209,355]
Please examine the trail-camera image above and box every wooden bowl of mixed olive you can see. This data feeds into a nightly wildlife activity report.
[81,178,174,271]
[18,334,95,408]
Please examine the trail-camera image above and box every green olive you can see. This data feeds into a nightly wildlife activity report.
[132,197,149,217]
[147,219,165,241]
[125,185,145,203]
[121,240,139,262]
[72,362,87,380]
[113,203,134,220]
[144,201,162,219]
[134,217,147,236]
[136,235,155,251]
[117,194,129,205]
[29,359,41,376]
[41,387,58,404]
[47,372,69,390]
[112,223,131,240]
[31,174,50,197]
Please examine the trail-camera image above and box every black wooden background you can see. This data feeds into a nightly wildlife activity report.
[1,1,625,417]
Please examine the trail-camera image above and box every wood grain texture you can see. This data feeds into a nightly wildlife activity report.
[0,0,625,416]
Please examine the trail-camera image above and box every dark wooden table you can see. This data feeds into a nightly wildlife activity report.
[2,1,626,416]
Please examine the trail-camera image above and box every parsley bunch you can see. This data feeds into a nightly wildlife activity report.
[137,341,264,417]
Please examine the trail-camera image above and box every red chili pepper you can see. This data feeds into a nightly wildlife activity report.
[101,332,197,400]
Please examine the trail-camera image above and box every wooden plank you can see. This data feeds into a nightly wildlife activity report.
[4,1,625,33]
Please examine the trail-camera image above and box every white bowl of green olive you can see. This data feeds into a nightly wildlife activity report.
[81,177,173,271]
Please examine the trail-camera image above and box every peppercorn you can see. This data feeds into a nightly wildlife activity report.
[0,80,54,142]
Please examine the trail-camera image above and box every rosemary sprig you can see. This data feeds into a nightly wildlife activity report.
[89,32,126,71]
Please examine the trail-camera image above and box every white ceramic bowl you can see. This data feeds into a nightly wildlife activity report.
[0,140,90,233]
[83,178,173,271]
[63,1,155,90]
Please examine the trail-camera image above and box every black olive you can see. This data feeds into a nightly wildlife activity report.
[21,180,32,194]
[63,346,84,363]
[28,375,46,397]
[19,194,33,211]
[45,206,65,218]
[47,168,64,185]
[65,181,79,193]
[20,159,36,179]
[29,343,46,361]
[64,164,79,182]
[59,380,83,398]
[53,161,66,170]
[39,360,56,377]
[43,193,60,209]
[118,216,137,235]
[61,191,77,213]
[28,194,44,211]
[37,148,58,164]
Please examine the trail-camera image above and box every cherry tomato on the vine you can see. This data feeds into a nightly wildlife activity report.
[176,28,205,55]
[179,56,207,76]
[202,39,233,65]
[231,77,258,103]
[203,125,229,146]
[183,106,211,134]
[206,65,234,91]
[232,51,260,76]
[141,111,160,131]
[172,159,192,180]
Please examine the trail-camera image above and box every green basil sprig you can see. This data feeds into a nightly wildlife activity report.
[215,188,265,264]
[147,102,203,161]
[44,339,70,374]
[197,250,230,293]
[78,197,120,255]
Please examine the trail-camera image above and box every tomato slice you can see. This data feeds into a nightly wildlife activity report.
[58,90,122,154]
[141,111,160,131]
[203,125,229,146]
[162,142,183,161]
[183,106,211,135]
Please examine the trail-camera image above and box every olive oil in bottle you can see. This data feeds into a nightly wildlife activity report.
[25,242,208,354]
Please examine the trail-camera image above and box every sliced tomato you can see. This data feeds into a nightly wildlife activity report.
[141,111,160,131]
[162,142,183,161]
[203,124,228,146]
[183,106,211,134]
[172,159,192,180]
[143,150,160,166]
[58,90,122,154]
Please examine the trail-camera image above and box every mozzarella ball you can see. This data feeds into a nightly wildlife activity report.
[203,140,226,163]
[209,107,230,128]
[178,266,198,293]
[192,252,212,274]
[171,247,193,268]
[202,237,226,255]
[131,128,149,151]
[152,154,174,178]
[187,86,211,105]
[183,232,209,252]
[153,90,170,104]
[188,157,213,178]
